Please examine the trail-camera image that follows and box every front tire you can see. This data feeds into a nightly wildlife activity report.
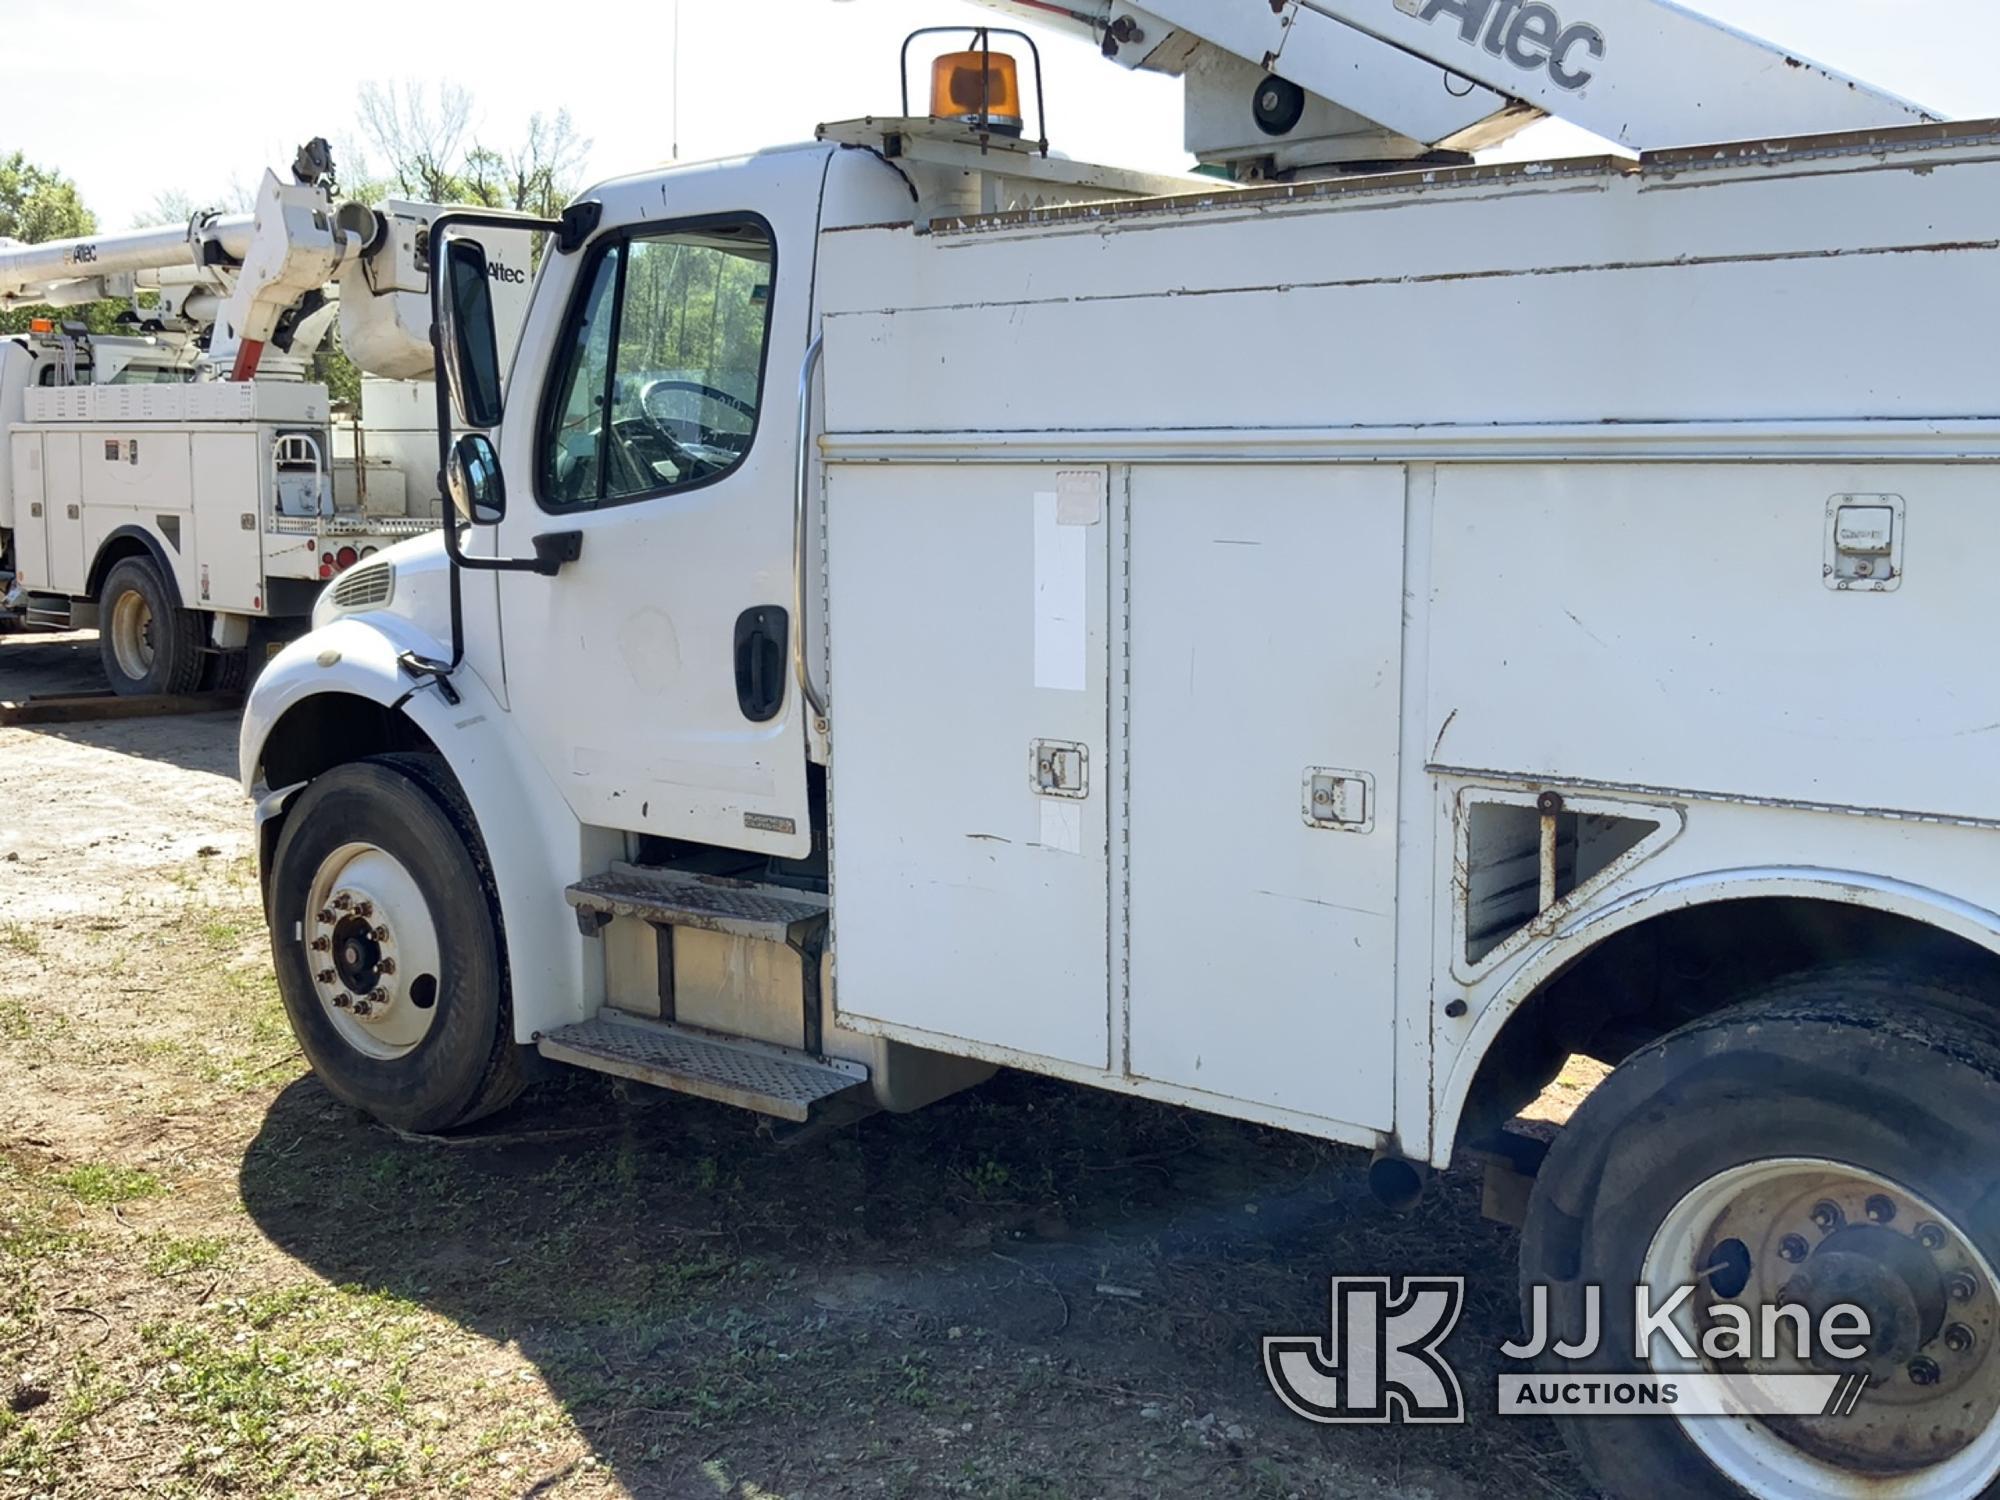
[96,555,203,696]
[267,753,524,1132]
[1523,971,2000,1499]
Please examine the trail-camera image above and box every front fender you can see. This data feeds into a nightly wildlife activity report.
[1430,866,2000,1166]
[242,616,614,1042]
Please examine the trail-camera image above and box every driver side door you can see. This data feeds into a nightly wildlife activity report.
[492,170,817,859]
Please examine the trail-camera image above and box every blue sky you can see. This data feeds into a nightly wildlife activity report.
[1,0,1990,230]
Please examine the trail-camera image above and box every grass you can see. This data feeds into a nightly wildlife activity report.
[0,1194,80,1264]
[51,1163,161,1207]
[146,1234,228,1278]
[0,923,41,959]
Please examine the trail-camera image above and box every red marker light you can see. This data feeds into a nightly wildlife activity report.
[335,546,359,570]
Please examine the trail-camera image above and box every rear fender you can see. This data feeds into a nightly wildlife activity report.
[1431,866,2000,1167]
[242,616,614,1040]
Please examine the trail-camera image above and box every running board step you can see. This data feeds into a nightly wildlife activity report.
[536,1013,866,1122]
[566,864,828,943]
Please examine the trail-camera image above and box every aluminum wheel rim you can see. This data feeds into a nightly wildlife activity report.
[109,588,154,680]
[1641,1156,2000,1498]
[302,841,443,1060]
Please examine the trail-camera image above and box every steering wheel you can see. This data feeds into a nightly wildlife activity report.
[639,379,757,439]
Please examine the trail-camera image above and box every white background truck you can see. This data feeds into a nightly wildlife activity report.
[240,4,2000,1494]
[0,147,530,694]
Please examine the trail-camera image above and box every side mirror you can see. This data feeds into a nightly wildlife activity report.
[446,432,506,525]
[438,236,504,429]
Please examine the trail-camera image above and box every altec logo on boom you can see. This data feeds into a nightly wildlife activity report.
[1392,0,1608,92]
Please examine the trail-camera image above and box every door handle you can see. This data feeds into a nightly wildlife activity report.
[734,605,789,722]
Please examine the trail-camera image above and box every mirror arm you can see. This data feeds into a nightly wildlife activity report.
[532,531,583,575]
[426,207,572,674]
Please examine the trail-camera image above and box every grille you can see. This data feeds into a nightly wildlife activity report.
[330,561,393,610]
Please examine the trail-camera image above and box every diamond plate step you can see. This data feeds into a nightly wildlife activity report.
[537,1013,866,1122]
[566,864,828,943]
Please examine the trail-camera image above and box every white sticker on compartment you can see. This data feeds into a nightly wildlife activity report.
[1055,469,1103,527]
[1033,490,1086,692]
[1038,797,1083,856]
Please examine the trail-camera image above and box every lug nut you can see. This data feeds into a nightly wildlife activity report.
[373,926,390,943]
[1780,1234,1810,1264]
[352,1001,372,1017]
[332,992,352,1009]
[369,988,388,1005]
[355,901,373,918]
[317,909,335,925]
[1811,1201,1843,1233]
[1908,1357,1942,1386]
[1866,1195,1898,1225]
[333,893,352,911]
[1946,1324,1977,1354]
[1949,1272,1980,1303]
[310,935,331,952]
[377,957,396,976]
[1917,1223,1948,1252]
[316,968,336,984]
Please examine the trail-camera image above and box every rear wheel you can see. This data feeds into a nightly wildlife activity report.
[267,753,524,1132]
[96,555,202,696]
[1523,971,2000,1499]
[202,648,248,693]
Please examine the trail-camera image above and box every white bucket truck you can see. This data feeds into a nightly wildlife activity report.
[241,9,2000,1493]
[0,143,530,692]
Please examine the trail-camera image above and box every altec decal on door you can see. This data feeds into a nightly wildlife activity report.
[1392,0,1607,91]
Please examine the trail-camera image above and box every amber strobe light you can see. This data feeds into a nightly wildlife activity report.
[930,49,1024,133]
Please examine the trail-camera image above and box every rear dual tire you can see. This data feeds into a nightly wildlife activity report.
[96,556,202,696]
[1526,971,2000,1499]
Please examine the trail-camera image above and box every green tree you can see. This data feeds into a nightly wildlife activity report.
[311,326,363,407]
[0,152,95,243]
[0,154,121,336]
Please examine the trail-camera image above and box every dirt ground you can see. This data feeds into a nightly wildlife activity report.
[0,629,1601,1499]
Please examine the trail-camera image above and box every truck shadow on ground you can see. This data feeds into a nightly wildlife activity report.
[239,1067,1590,1498]
[0,630,245,779]
[26,712,243,780]
[0,630,103,699]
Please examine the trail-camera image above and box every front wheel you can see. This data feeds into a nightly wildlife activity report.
[266,753,524,1132]
[1523,971,2000,1499]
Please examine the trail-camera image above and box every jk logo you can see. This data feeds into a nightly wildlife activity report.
[1264,1277,1466,1424]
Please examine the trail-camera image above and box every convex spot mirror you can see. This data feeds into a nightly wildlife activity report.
[439,235,504,429]
[447,432,506,525]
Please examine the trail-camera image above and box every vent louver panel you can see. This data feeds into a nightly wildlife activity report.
[330,561,393,610]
